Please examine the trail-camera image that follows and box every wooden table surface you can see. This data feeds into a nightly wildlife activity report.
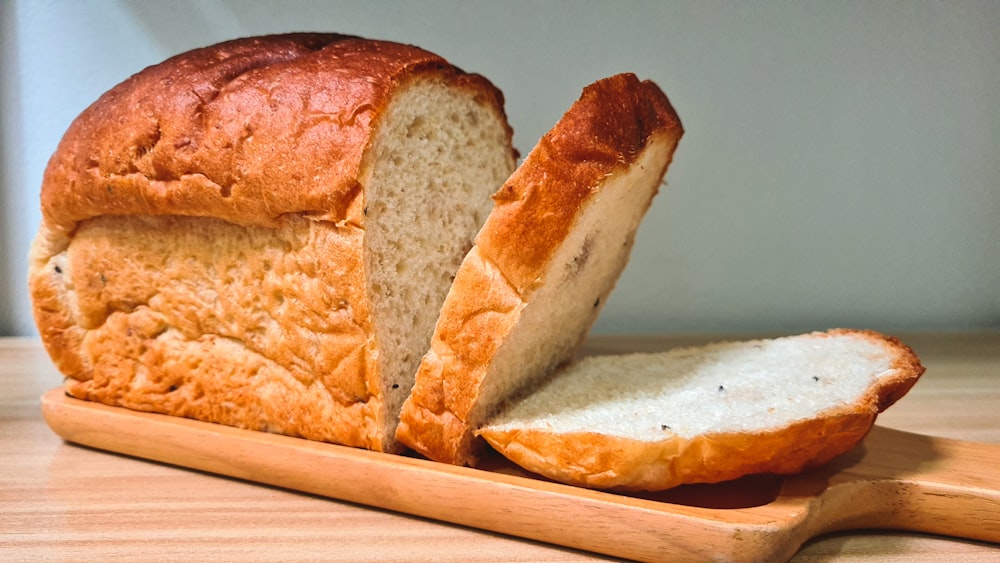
[2,333,999,562]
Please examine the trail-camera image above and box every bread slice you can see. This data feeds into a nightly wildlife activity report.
[478,329,925,491]
[395,73,684,466]
[28,34,516,453]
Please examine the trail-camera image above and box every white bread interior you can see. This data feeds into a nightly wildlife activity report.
[479,329,924,491]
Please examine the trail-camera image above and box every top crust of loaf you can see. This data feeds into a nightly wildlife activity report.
[39,33,511,233]
[478,75,681,294]
[396,74,684,465]
[478,329,926,491]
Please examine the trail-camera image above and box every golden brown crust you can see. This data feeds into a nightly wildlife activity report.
[36,214,381,447]
[40,33,510,232]
[478,330,927,491]
[30,34,513,453]
[395,247,523,463]
[397,74,684,465]
[479,413,879,492]
[836,328,925,412]
[28,224,83,375]
[478,75,682,293]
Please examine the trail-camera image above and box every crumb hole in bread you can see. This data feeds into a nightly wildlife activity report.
[134,123,162,159]
[405,116,426,139]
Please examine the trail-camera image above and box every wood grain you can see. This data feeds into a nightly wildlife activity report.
[3,333,1000,561]
[36,390,1000,562]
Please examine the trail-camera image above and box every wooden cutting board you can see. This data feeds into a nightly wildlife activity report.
[41,388,1000,562]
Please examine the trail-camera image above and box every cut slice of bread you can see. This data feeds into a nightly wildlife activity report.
[29,34,516,453]
[395,73,684,466]
[477,329,925,491]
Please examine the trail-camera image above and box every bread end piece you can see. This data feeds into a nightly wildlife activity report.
[478,329,925,491]
[397,73,684,465]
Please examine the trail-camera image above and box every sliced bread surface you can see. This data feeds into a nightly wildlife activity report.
[478,329,925,491]
[29,34,516,453]
[395,73,684,465]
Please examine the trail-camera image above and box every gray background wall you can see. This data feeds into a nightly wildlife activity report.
[2,0,997,337]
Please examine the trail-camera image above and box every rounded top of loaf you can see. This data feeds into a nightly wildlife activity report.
[40,33,511,231]
[478,73,683,293]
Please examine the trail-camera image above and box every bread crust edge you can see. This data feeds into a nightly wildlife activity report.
[478,329,926,491]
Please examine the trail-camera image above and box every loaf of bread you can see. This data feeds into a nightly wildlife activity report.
[478,329,925,491]
[396,73,685,466]
[32,34,911,496]
[28,34,516,453]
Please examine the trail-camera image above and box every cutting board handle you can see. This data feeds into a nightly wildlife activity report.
[788,425,1000,544]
